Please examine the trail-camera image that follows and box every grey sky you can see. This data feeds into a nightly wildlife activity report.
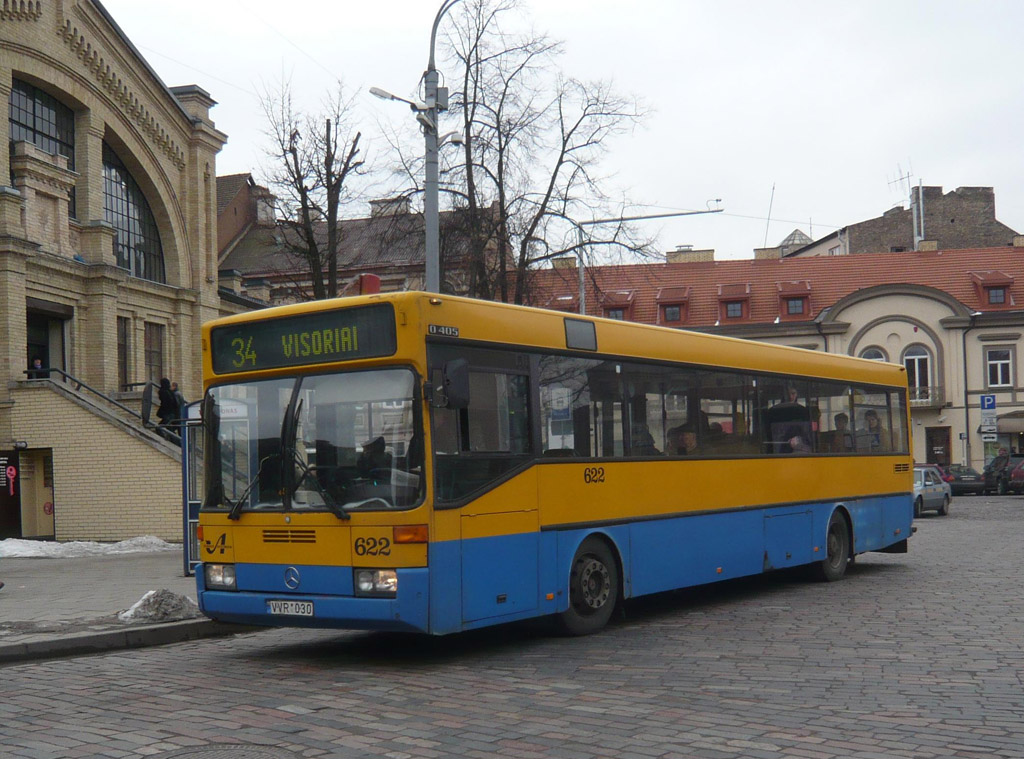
[101,0,1024,260]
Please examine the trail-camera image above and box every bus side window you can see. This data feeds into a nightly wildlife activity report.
[853,387,892,453]
[809,381,853,454]
[698,371,756,455]
[539,355,603,457]
[432,368,532,501]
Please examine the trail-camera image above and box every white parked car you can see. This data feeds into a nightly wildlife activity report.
[913,465,951,517]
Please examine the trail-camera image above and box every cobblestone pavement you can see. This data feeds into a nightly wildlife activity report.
[2,496,1022,759]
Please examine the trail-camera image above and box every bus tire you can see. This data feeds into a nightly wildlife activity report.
[556,537,619,636]
[813,511,850,582]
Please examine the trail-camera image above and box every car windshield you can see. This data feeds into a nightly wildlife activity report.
[202,368,422,515]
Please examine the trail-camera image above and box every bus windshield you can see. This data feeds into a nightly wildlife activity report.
[203,367,422,516]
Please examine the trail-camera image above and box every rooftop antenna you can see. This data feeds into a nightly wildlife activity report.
[763,183,775,248]
[888,162,914,203]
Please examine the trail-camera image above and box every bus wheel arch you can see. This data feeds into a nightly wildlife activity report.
[812,506,852,582]
[556,534,622,636]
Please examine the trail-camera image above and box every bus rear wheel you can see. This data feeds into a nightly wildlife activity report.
[812,511,850,582]
[556,538,619,636]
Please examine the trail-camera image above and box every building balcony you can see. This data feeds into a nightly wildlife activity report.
[908,385,945,408]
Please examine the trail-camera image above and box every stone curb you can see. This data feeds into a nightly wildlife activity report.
[0,619,261,665]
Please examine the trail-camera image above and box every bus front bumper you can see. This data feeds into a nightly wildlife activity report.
[197,566,430,633]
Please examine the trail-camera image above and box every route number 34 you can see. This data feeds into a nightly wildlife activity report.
[583,466,605,484]
[231,336,257,368]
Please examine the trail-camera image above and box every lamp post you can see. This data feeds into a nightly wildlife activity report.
[575,206,724,314]
[371,0,463,294]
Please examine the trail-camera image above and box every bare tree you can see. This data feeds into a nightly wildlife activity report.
[262,79,364,300]
[442,0,649,304]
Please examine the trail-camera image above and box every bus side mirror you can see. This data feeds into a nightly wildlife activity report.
[431,359,470,409]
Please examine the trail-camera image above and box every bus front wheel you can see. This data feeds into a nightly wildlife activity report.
[813,511,850,582]
[556,538,619,636]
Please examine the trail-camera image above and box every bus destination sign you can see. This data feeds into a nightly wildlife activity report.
[210,303,397,374]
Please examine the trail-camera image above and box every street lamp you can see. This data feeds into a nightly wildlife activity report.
[370,0,463,294]
[575,205,724,314]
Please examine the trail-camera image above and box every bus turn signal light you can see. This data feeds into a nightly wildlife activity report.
[393,525,428,543]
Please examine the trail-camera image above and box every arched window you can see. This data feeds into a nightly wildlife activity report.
[103,142,165,283]
[9,78,76,215]
[902,345,932,402]
[859,347,887,361]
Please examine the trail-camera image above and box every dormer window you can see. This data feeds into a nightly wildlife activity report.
[600,289,635,321]
[777,280,812,321]
[718,283,750,321]
[656,286,690,325]
[970,271,1014,308]
[546,293,578,313]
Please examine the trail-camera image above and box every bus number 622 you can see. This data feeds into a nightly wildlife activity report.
[354,537,391,556]
[583,467,605,484]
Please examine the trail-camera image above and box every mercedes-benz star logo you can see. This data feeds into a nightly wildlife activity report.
[284,566,301,589]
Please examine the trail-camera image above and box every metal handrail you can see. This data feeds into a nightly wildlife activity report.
[25,367,144,420]
[22,368,181,443]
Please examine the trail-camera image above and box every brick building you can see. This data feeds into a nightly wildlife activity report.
[216,174,502,304]
[785,186,1018,257]
[530,241,1024,470]
[0,1,237,541]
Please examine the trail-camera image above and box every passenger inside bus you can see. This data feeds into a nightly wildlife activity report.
[667,423,700,455]
[857,409,890,452]
[631,423,661,456]
[821,412,854,453]
[357,436,392,477]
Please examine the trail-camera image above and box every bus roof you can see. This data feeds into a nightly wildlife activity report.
[204,291,907,386]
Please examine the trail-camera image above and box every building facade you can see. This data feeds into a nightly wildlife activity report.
[1,0,227,540]
[530,243,1024,471]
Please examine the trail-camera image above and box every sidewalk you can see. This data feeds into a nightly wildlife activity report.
[0,548,256,664]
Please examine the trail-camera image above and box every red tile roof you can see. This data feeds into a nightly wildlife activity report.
[528,246,1024,326]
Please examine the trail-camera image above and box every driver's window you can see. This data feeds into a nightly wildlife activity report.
[432,364,532,502]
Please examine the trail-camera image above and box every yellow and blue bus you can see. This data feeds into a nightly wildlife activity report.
[196,291,913,635]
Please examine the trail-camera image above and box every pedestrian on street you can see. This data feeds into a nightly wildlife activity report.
[156,377,177,428]
[171,381,187,421]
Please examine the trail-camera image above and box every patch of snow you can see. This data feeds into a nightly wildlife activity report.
[118,589,201,623]
[0,535,179,559]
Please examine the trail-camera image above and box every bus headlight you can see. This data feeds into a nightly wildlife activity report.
[354,569,397,597]
[204,563,237,590]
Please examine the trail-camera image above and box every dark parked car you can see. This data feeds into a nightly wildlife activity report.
[946,464,985,495]
[982,453,1024,494]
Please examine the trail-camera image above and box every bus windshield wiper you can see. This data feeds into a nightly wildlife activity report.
[227,454,280,521]
[287,451,350,520]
